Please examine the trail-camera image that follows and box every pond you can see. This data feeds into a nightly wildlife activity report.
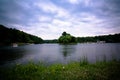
[0,43,120,66]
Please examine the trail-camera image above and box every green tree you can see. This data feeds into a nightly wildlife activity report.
[58,32,76,44]
[62,31,67,36]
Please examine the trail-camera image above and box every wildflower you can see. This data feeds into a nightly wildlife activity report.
[63,66,65,69]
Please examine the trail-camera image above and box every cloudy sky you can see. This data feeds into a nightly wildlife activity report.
[0,0,120,39]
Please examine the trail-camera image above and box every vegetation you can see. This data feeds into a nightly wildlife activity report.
[58,32,120,44]
[0,60,120,80]
[0,25,43,45]
[44,39,58,43]
[47,32,119,44]
[77,33,120,43]
[58,32,77,44]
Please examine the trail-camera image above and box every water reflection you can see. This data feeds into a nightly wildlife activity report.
[60,44,76,58]
[0,46,26,65]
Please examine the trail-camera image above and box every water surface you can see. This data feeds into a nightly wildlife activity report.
[0,43,120,66]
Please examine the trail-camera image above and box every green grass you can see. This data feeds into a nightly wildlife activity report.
[0,60,120,80]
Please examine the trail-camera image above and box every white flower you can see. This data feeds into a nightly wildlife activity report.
[63,66,65,69]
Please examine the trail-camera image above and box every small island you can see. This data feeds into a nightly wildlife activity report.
[58,32,77,44]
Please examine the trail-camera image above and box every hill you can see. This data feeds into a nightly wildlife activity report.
[0,25,43,45]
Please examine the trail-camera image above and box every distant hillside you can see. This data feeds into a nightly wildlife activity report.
[57,31,120,44]
[77,33,120,43]
[0,25,43,45]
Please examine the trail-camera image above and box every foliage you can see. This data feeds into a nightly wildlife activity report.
[0,25,43,45]
[77,33,120,43]
[58,31,120,44]
[0,60,120,80]
[58,32,77,44]
[44,39,58,43]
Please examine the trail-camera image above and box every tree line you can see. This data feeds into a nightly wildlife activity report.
[77,33,120,43]
[57,32,120,44]
[0,25,43,45]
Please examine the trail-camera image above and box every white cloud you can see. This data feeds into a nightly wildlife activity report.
[67,0,92,6]
[52,19,72,27]
[34,1,70,18]
[38,16,52,22]
[34,2,57,14]
[68,0,79,4]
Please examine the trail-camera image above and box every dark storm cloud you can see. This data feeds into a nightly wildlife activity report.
[102,0,120,29]
[99,0,120,18]
[87,0,120,30]
[0,0,21,25]
[0,0,40,27]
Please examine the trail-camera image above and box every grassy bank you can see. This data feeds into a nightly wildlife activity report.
[0,60,120,80]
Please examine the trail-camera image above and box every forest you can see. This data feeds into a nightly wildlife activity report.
[76,33,120,43]
[0,25,43,45]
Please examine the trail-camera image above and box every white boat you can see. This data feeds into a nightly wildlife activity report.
[12,43,18,47]
[97,41,105,43]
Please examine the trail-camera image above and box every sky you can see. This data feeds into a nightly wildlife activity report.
[0,0,120,39]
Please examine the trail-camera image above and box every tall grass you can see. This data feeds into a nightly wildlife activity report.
[0,60,120,80]
[79,56,89,66]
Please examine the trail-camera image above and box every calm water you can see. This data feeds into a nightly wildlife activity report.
[0,43,120,66]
